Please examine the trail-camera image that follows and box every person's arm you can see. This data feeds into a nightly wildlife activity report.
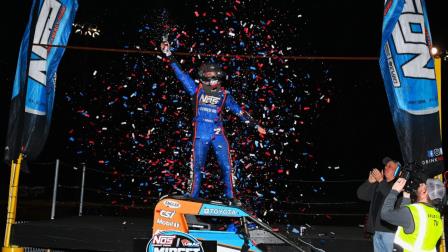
[161,41,197,96]
[380,190,414,232]
[380,178,415,233]
[169,62,197,96]
[356,180,375,201]
[377,180,391,196]
[400,192,411,207]
[225,94,266,134]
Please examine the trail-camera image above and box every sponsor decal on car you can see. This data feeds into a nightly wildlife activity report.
[160,210,175,219]
[203,208,237,216]
[163,200,181,209]
[156,219,180,228]
[147,230,204,252]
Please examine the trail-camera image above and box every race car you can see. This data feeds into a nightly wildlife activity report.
[151,196,322,252]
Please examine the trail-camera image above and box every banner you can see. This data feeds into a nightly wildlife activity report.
[4,0,78,162]
[379,0,444,176]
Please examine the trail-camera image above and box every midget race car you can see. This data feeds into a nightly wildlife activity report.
[150,196,324,252]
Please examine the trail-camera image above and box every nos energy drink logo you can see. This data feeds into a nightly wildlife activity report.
[147,231,204,252]
[384,0,438,115]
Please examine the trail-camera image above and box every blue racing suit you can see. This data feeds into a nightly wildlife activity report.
[170,61,256,199]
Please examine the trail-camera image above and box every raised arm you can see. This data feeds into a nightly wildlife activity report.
[380,178,415,233]
[381,190,414,233]
[170,62,197,96]
[356,180,376,201]
[161,41,197,96]
[225,93,266,134]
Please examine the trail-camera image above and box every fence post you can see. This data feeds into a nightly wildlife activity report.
[50,159,60,220]
[79,163,86,216]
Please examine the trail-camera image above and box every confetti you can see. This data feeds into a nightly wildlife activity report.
[62,0,335,225]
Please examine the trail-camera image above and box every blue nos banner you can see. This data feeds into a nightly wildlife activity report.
[379,0,444,175]
[5,0,78,162]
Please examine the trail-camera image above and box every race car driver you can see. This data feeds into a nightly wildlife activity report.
[160,40,266,206]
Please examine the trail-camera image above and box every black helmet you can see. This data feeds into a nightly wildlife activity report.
[198,62,225,79]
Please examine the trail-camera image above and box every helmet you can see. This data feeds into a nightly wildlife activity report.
[198,62,225,80]
[198,62,225,89]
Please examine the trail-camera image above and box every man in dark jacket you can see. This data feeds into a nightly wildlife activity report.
[357,157,400,252]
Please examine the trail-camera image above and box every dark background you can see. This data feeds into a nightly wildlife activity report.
[0,0,446,225]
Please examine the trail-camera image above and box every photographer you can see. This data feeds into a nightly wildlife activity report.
[381,176,445,252]
[357,157,401,252]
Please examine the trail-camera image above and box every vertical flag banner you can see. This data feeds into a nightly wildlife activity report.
[4,0,78,162]
[380,0,444,176]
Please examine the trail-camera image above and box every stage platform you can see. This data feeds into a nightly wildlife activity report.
[11,215,373,252]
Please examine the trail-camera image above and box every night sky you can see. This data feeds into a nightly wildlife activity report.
[0,0,446,224]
